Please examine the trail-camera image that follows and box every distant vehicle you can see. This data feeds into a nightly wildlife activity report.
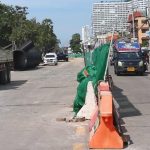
[113,40,145,75]
[57,52,68,62]
[141,50,149,71]
[0,45,13,84]
[141,49,149,64]
[110,54,115,66]
[43,53,58,65]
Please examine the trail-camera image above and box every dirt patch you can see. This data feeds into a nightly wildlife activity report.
[69,58,84,65]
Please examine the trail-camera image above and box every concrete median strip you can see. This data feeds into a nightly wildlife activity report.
[76,81,97,120]
[73,143,84,150]
[75,126,86,136]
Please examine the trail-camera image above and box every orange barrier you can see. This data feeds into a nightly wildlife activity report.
[89,82,123,149]
[98,82,110,91]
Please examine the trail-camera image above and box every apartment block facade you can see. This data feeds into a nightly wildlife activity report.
[92,0,149,36]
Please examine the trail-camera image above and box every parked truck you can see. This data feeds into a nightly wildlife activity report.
[0,45,13,84]
[13,41,42,70]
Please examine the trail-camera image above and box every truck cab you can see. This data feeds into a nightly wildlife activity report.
[113,40,145,75]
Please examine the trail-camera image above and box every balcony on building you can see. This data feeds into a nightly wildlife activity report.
[127,11,150,45]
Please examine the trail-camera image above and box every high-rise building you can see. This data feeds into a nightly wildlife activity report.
[92,0,149,36]
[81,25,91,43]
[132,0,148,12]
[92,1,131,35]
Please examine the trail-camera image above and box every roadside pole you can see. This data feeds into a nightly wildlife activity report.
[81,43,86,66]
[148,0,150,50]
[104,27,115,81]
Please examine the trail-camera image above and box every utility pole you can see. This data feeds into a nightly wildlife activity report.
[132,11,135,38]
[148,0,150,18]
[147,0,150,49]
[132,0,135,39]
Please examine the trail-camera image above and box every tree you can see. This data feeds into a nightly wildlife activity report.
[36,19,57,52]
[0,2,59,51]
[70,33,81,53]
[0,3,14,46]
[141,40,149,47]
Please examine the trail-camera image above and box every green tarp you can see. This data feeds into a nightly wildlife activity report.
[73,44,110,114]
[73,65,96,113]
[85,51,92,66]
[92,44,110,88]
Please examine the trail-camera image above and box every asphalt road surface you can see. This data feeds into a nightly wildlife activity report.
[0,58,89,150]
[110,64,150,150]
[0,58,150,150]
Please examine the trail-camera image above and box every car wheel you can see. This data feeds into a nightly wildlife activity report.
[116,73,120,76]
[116,70,120,76]
[114,68,116,74]
[138,71,144,76]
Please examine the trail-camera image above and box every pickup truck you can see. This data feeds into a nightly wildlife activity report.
[113,40,145,75]
[0,45,13,84]
[57,52,68,62]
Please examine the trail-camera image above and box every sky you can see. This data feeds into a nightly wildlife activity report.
[1,0,108,46]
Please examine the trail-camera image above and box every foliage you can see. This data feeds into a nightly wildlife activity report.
[141,40,149,47]
[70,33,81,53]
[0,2,59,52]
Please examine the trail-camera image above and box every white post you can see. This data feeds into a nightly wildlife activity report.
[104,27,115,81]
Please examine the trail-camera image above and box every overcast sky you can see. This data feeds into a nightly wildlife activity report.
[1,0,108,46]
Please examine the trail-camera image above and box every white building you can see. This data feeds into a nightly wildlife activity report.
[92,0,149,36]
[81,25,91,43]
[132,0,148,12]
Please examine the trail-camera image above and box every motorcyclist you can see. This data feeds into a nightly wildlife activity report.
[142,50,149,71]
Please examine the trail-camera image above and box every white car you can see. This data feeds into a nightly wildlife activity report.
[43,53,58,65]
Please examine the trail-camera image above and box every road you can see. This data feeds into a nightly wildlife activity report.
[0,58,150,150]
[0,58,88,150]
[110,64,150,150]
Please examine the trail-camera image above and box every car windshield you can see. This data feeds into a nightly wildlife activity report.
[45,55,55,58]
[118,52,141,60]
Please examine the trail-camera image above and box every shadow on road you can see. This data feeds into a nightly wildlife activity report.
[40,85,71,89]
[14,65,45,72]
[112,84,141,147]
[0,80,27,90]
[112,84,141,118]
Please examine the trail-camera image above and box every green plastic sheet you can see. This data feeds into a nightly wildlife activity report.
[73,44,110,114]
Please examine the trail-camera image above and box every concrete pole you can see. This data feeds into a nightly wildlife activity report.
[131,0,135,39]
[132,10,135,38]
[148,0,150,18]
[104,27,115,81]
[148,0,150,50]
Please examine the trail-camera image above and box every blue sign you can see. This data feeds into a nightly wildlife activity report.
[117,41,140,50]
[146,31,150,37]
